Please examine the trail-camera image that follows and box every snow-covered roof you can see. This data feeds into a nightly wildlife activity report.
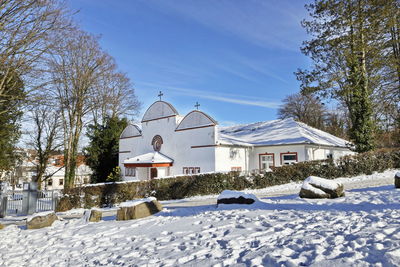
[218,118,350,148]
[124,152,173,164]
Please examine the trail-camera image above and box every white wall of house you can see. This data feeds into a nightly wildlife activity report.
[215,146,248,172]
[119,105,218,180]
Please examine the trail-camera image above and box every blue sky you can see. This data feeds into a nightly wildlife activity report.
[68,0,311,125]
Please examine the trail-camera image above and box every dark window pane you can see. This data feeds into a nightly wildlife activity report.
[283,155,296,161]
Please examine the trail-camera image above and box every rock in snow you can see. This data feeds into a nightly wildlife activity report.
[27,211,58,229]
[395,172,400,188]
[83,208,103,223]
[300,176,345,199]
[217,190,258,205]
[117,197,162,221]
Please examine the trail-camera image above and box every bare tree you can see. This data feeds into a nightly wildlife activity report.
[0,0,71,114]
[91,66,141,126]
[48,29,140,189]
[278,93,327,129]
[27,105,62,189]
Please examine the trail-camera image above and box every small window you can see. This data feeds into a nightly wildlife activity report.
[283,155,296,161]
[125,167,136,177]
[281,153,297,165]
[59,179,63,186]
[231,167,242,172]
[259,154,274,170]
[48,179,53,186]
[183,167,200,175]
[327,154,333,159]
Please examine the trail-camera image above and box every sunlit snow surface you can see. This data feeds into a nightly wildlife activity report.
[1,174,400,266]
[218,118,350,147]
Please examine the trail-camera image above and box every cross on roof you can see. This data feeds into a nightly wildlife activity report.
[195,102,200,110]
[158,91,163,101]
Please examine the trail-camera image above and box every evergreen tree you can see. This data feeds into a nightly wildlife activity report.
[297,0,381,152]
[0,71,24,174]
[84,116,128,183]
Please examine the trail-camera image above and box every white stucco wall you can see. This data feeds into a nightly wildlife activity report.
[215,146,248,172]
[120,112,217,180]
[249,145,307,171]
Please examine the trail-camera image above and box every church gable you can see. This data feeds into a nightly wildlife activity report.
[176,110,217,131]
[120,124,142,139]
[142,101,178,122]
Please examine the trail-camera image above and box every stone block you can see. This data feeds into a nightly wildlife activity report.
[117,199,162,221]
[27,212,58,229]
[89,209,102,222]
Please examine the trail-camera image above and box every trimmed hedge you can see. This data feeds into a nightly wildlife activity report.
[56,149,400,211]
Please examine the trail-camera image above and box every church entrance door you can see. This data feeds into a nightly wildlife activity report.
[150,168,158,179]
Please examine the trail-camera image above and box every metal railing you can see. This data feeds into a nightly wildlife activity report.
[0,189,59,217]
[37,190,58,212]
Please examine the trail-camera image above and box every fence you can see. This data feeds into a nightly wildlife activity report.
[0,189,59,217]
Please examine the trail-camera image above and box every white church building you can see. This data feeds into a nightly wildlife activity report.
[119,100,354,181]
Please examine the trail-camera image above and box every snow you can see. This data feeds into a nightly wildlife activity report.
[118,197,157,208]
[218,118,350,147]
[1,170,400,266]
[217,190,258,201]
[303,176,342,190]
[123,152,173,164]
[396,172,400,178]
[301,182,327,195]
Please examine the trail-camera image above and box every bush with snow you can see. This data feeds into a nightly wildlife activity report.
[56,149,400,211]
[299,176,344,199]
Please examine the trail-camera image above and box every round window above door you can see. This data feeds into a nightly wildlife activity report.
[151,135,163,151]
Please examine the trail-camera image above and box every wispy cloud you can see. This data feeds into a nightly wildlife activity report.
[145,0,308,52]
[137,82,280,109]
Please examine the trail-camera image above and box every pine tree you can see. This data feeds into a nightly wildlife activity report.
[84,116,128,183]
[297,0,381,152]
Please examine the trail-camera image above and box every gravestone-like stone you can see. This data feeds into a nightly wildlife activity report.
[299,176,344,199]
[88,209,102,222]
[27,212,58,229]
[217,190,258,205]
[395,172,400,189]
[117,198,162,221]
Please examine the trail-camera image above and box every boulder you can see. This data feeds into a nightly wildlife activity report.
[117,197,162,221]
[85,209,102,222]
[0,223,5,230]
[395,172,400,189]
[217,190,258,205]
[27,212,58,229]
[299,176,344,199]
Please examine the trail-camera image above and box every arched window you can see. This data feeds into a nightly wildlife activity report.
[151,135,163,151]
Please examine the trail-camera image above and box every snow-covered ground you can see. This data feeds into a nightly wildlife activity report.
[1,170,400,266]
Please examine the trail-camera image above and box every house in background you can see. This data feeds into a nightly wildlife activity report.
[119,100,355,181]
[42,155,92,190]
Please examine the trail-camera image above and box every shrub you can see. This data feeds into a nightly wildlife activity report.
[56,149,400,211]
